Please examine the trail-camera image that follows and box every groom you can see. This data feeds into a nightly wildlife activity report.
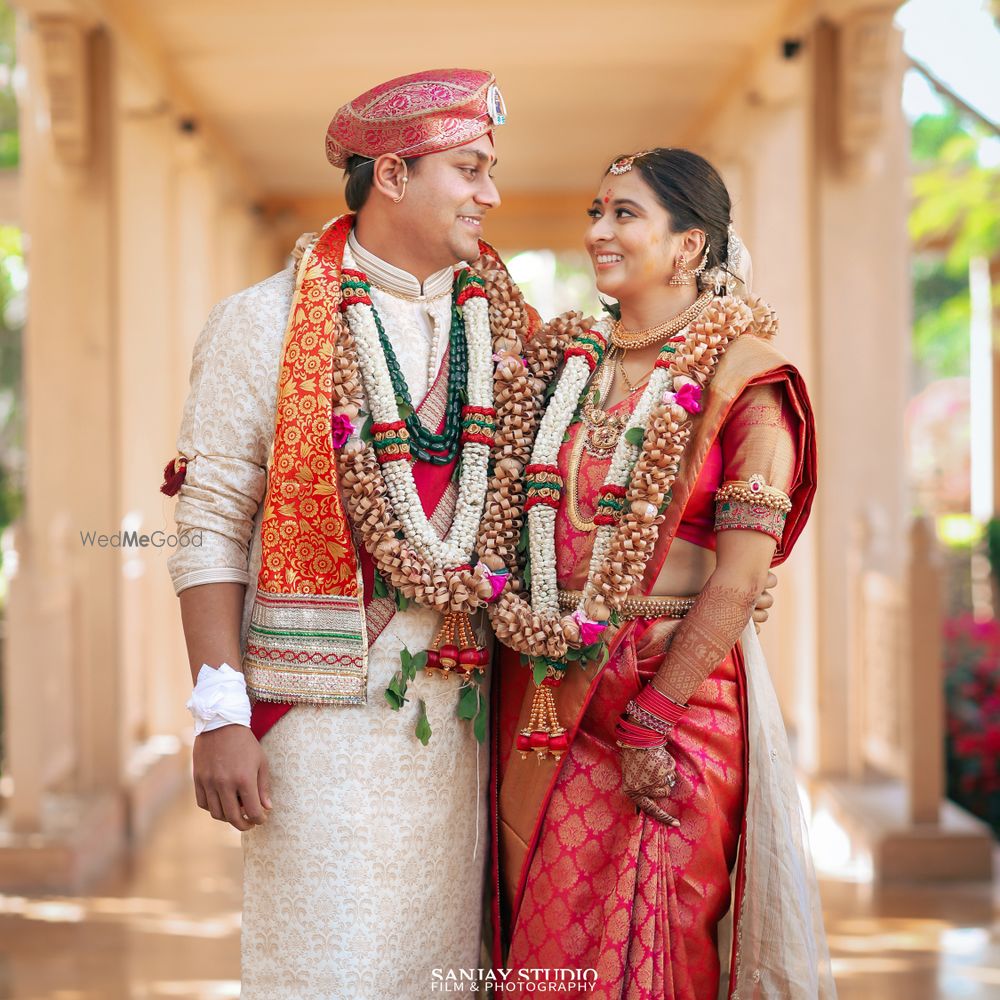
[164,68,522,998]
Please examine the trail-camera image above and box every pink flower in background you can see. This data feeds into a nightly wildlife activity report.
[330,413,355,449]
[944,611,1000,828]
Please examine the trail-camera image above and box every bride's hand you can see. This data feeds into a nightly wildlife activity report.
[619,744,680,827]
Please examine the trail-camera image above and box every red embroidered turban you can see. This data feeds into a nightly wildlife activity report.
[325,68,507,169]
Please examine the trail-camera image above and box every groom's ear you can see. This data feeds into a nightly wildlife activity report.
[371,154,411,203]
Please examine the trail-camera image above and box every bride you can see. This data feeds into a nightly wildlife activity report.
[489,147,835,999]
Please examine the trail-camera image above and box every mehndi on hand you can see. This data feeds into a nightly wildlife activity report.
[619,744,680,827]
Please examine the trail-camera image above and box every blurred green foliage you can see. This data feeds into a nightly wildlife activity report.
[910,106,1000,381]
[0,3,15,169]
[988,517,1000,588]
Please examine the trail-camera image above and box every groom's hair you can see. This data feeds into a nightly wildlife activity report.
[343,154,421,212]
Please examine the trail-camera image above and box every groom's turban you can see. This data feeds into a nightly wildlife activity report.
[325,68,507,169]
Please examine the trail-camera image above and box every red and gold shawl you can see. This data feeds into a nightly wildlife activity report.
[241,215,370,705]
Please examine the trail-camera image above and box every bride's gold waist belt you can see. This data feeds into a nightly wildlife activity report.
[557,590,697,620]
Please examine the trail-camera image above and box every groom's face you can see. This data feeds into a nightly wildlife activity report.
[397,135,501,266]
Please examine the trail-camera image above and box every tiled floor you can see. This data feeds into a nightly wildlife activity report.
[821,876,1000,999]
[0,793,242,1000]
[0,792,996,999]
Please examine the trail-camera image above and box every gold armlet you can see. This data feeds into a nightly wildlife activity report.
[714,474,791,542]
[714,474,792,512]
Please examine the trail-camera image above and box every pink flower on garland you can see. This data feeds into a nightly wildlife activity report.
[572,609,608,645]
[486,566,510,602]
[330,412,355,449]
[663,382,703,414]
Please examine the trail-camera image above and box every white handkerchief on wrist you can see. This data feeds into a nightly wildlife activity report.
[186,662,252,735]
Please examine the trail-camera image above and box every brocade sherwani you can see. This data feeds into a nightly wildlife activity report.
[167,232,489,1000]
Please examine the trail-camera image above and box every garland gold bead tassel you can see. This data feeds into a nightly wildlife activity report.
[515,673,568,761]
[425,610,489,676]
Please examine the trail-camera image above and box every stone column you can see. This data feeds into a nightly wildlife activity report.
[808,5,911,776]
[0,11,125,886]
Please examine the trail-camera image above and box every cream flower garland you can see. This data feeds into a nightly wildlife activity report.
[525,312,670,622]
[525,319,610,613]
[333,256,588,623]
[491,295,759,666]
[342,281,493,569]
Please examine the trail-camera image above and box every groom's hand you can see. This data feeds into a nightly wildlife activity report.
[193,725,272,832]
[752,571,778,633]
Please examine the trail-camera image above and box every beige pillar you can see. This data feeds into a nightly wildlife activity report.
[694,34,822,769]
[904,518,943,824]
[9,14,121,809]
[808,6,911,776]
[116,84,188,751]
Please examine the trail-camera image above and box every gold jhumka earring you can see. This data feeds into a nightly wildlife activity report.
[669,240,711,286]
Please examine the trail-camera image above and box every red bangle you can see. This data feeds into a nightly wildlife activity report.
[636,684,688,725]
[615,717,668,749]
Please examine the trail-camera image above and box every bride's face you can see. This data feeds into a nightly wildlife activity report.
[584,170,687,301]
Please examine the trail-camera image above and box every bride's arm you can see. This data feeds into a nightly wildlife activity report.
[651,529,776,704]
[618,529,777,824]
[652,379,798,702]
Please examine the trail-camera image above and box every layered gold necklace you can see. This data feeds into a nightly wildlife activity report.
[610,289,714,351]
[567,290,714,533]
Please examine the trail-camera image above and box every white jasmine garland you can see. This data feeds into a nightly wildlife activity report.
[524,316,693,623]
[525,318,611,617]
[528,505,559,612]
[342,272,493,570]
[579,364,673,610]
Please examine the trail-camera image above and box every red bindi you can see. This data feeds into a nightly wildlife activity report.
[603,190,612,204]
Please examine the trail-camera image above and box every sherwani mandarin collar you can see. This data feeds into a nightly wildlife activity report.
[348,229,454,299]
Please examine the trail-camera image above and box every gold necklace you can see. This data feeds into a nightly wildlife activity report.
[617,355,655,394]
[580,352,624,456]
[567,351,622,532]
[610,289,714,351]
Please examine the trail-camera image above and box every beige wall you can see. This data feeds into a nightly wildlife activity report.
[696,63,819,754]
[686,6,910,776]
[2,13,275,854]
